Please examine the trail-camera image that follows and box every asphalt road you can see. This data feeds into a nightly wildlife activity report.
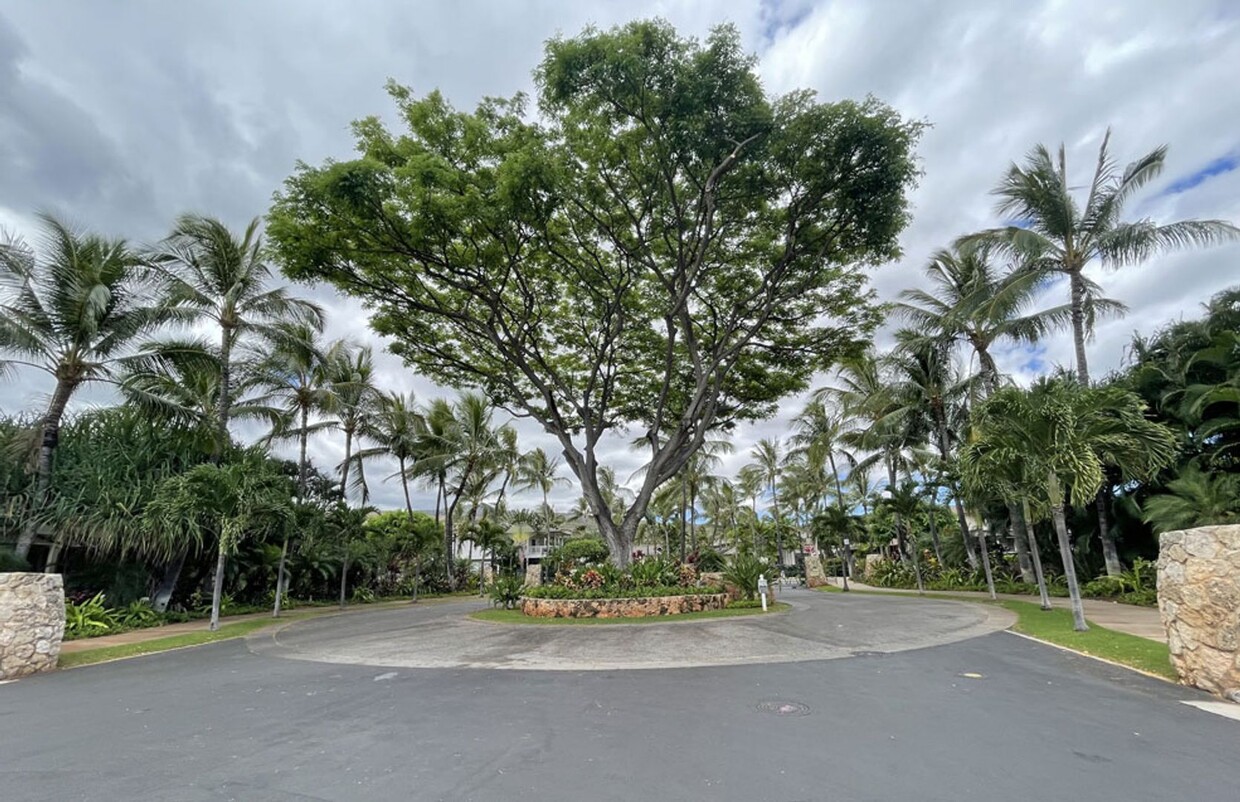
[1,593,1235,801]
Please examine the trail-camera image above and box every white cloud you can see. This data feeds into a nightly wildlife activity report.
[1,0,1237,511]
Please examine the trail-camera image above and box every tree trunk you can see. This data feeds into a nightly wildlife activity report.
[1068,270,1091,385]
[399,457,414,518]
[209,545,227,632]
[978,522,996,600]
[886,460,907,564]
[151,546,189,612]
[339,553,349,609]
[931,412,976,569]
[926,494,943,565]
[1096,493,1123,577]
[20,379,75,562]
[690,486,698,555]
[951,496,979,569]
[679,479,688,563]
[340,427,353,502]
[1009,503,1036,583]
[216,325,234,459]
[1023,499,1052,611]
[273,534,289,617]
[1050,489,1088,631]
[434,475,444,525]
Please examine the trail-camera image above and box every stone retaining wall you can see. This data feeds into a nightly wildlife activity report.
[0,572,65,680]
[1157,525,1240,700]
[521,593,728,619]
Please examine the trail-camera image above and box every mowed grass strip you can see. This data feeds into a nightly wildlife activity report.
[999,599,1176,680]
[58,618,282,669]
[471,602,791,625]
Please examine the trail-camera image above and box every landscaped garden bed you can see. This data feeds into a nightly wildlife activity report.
[521,592,729,619]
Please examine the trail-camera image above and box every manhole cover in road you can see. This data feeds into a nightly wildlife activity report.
[757,699,811,717]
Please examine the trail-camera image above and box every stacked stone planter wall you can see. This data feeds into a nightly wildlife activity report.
[521,593,728,619]
[1157,525,1240,700]
[0,572,65,680]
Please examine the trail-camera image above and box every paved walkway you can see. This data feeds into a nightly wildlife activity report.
[831,579,1166,643]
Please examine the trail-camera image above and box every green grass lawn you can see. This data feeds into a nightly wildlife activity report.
[58,618,282,669]
[471,602,791,625]
[999,599,1176,680]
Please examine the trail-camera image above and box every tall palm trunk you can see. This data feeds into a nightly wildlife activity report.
[1051,498,1091,629]
[1066,272,1122,576]
[338,552,349,609]
[1023,499,1052,611]
[209,543,227,631]
[1068,270,1091,385]
[679,480,688,562]
[340,427,354,501]
[978,521,996,600]
[932,413,978,568]
[399,456,414,518]
[1008,503,1036,583]
[886,459,907,564]
[33,379,77,570]
[274,406,308,617]
[925,492,943,564]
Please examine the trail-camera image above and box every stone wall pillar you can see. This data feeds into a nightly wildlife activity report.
[0,572,65,680]
[1157,525,1240,700]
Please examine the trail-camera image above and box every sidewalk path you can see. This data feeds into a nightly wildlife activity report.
[833,579,1166,643]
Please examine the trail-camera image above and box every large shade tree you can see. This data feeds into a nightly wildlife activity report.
[268,21,921,565]
[0,215,169,562]
[962,132,1238,575]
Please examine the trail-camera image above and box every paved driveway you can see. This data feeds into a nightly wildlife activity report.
[1,591,1234,801]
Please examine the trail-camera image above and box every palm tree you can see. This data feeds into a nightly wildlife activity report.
[517,447,569,515]
[964,132,1238,386]
[326,344,380,502]
[962,133,1238,576]
[1142,467,1240,533]
[898,246,1073,394]
[151,214,324,457]
[962,378,1177,630]
[0,215,171,562]
[259,323,340,615]
[353,390,423,517]
[748,437,786,567]
[416,392,508,588]
[791,400,852,525]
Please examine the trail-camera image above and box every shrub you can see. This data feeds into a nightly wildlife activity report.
[64,592,117,639]
[114,599,161,629]
[868,559,916,589]
[693,548,727,572]
[351,587,376,603]
[723,553,764,600]
[630,556,678,588]
[489,574,525,609]
[726,599,765,609]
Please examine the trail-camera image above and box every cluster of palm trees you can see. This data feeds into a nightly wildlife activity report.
[0,213,570,592]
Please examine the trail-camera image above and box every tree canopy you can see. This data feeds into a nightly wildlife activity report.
[268,20,923,563]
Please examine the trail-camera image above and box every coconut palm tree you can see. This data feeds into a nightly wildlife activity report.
[258,323,341,615]
[151,214,323,457]
[747,437,786,566]
[325,344,380,502]
[962,133,1239,576]
[517,447,569,515]
[961,378,1177,630]
[963,132,1238,386]
[897,246,1076,395]
[0,215,172,562]
[353,390,423,517]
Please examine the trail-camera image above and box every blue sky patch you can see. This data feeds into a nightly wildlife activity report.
[1160,150,1240,196]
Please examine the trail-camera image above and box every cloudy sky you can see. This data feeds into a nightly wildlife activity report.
[2,0,1238,512]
